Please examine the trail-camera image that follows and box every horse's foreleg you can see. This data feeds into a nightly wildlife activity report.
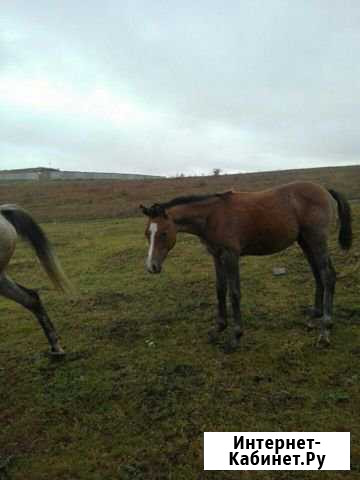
[0,274,64,355]
[223,252,243,350]
[208,255,228,342]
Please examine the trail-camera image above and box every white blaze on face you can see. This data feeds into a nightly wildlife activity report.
[146,222,158,270]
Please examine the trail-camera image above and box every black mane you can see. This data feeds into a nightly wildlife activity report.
[144,192,230,218]
[162,193,222,209]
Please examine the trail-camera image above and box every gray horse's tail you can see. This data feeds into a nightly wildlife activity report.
[328,189,353,250]
[1,205,71,292]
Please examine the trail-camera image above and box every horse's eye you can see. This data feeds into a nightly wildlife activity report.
[160,232,167,239]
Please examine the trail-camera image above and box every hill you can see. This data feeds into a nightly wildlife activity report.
[0,167,162,182]
[0,164,359,222]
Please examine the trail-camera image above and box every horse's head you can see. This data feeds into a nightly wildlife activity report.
[140,204,177,273]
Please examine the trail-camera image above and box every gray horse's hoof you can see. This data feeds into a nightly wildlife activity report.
[316,332,331,348]
[306,319,318,330]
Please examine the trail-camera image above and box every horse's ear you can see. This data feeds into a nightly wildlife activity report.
[139,203,168,218]
[139,204,150,216]
[154,204,168,218]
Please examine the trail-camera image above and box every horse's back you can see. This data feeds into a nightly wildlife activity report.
[278,182,335,230]
[214,181,334,255]
[247,181,334,226]
[277,181,329,200]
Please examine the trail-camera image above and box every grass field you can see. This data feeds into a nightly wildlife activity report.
[0,169,359,479]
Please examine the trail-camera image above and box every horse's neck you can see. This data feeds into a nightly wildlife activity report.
[170,201,217,237]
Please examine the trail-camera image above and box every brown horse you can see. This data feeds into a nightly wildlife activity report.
[140,181,352,350]
[0,205,71,355]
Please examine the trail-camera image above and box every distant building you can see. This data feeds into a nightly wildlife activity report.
[0,167,162,181]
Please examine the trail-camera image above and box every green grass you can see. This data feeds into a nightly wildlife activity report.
[0,206,359,479]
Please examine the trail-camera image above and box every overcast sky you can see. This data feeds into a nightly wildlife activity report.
[1,1,360,176]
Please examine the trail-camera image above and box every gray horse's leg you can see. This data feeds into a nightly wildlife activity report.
[208,254,228,342]
[298,237,324,326]
[223,251,243,350]
[0,274,64,354]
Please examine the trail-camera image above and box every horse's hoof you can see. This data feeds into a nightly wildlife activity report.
[47,349,66,358]
[208,329,219,344]
[305,306,322,319]
[223,336,241,354]
[223,342,238,354]
[306,319,317,330]
[208,321,227,344]
[316,333,330,348]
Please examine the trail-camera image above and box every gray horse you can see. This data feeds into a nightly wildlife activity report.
[0,205,70,355]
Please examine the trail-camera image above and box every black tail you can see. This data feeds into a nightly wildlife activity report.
[328,189,352,250]
[1,205,71,292]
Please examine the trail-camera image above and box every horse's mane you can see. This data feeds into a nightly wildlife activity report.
[162,192,224,209]
[144,191,233,217]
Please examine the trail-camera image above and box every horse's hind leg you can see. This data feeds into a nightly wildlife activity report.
[0,274,64,354]
[298,236,324,326]
[208,254,228,342]
[318,256,336,345]
[298,235,336,345]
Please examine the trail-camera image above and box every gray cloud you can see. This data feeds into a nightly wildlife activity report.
[1,0,360,175]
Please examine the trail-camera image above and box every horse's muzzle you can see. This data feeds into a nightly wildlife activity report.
[146,262,162,274]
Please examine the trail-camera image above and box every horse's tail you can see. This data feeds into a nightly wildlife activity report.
[328,189,353,250]
[0,205,71,292]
